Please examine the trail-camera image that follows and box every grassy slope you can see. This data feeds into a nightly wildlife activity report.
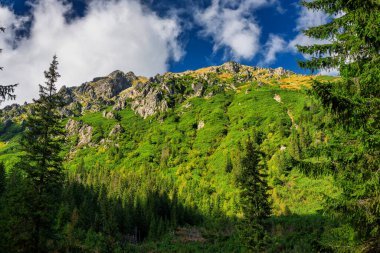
[0,75,340,251]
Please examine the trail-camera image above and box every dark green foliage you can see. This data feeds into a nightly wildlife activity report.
[298,0,380,127]
[298,0,380,250]
[114,111,122,122]
[298,0,380,128]
[0,84,17,103]
[0,26,17,103]
[0,162,4,195]
[15,55,64,252]
[289,128,301,160]
[238,137,271,251]
[0,168,34,253]
[55,163,203,252]
[225,154,233,173]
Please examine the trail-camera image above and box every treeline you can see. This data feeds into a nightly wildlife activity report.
[0,163,203,252]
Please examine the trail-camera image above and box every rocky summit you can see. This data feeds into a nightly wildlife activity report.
[0,61,300,122]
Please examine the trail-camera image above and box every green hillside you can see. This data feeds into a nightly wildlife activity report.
[0,64,350,252]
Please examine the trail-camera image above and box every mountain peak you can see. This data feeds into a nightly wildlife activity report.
[1,63,312,121]
[221,61,241,73]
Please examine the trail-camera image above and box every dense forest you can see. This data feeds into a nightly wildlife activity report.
[0,0,379,252]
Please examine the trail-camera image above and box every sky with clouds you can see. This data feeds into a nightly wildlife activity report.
[0,0,333,105]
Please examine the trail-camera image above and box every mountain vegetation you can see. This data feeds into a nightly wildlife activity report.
[298,0,380,250]
[0,0,378,251]
[237,138,271,251]
[0,60,351,252]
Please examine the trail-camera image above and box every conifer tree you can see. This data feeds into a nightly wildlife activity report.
[0,162,5,195]
[238,137,271,252]
[19,55,64,252]
[297,0,380,249]
[0,26,17,103]
[0,167,35,253]
[297,0,379,126]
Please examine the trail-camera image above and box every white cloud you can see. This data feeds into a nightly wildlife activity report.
[319,68,339,76]
[288,6,339,75]
[195,0,278,60]
[288,6,330,52]
[295,6,329,32]
[260,34,286,65]
[0,0,183,106]
[256,4,338,74]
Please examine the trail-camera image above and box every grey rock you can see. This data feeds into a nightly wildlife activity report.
[222,61,241,73]
[58,85,75,104]
[65,119,93,147]
[65,119,82,138]
[109,123,124,136]
[78,125,93,147]
[197,120,205,130]
[192,82,203,97]
[103,110,115,119]
[132,89,168,118]
[60,108,74,117]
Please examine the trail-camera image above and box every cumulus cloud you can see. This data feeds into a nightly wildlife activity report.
[260,34,286,65]
[288,5,339,75]
[0,0,183,106]
[195,0,278,60]
[257,5,330,66]
[288,6,330,52]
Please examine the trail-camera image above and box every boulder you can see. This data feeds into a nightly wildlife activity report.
[192,82,203,97]
[222,61,241,73]
[109,123,124,137]
[197,120,205,130]
[77,125,93,147]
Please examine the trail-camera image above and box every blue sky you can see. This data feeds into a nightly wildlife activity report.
[0,0,331,104]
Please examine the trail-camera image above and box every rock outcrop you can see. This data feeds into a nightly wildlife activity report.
[109,124,124,137]
[65,119,93,147]
[1,62,300,122]
[131,88,169,119]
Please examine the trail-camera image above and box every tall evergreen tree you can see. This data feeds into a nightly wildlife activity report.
[0,26,17,103]
[238,137,271,252]
[297,0,380,250]
[0,162,5,195]
[0,168,34,253]
[19,55,65,252]
[297,0,379,126]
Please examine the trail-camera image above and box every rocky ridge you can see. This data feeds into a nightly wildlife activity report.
[1,61,297,122]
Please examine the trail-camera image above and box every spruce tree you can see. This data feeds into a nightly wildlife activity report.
[0,168,34,253]
[0,26,17,103]
[19,55,64,252]
[297,0,380,250]
[0,162,5,195]
[297,0,379,126]
[238,137,271,252]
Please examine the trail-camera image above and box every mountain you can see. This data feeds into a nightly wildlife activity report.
[0,62,343,251]
[1,62,296,120]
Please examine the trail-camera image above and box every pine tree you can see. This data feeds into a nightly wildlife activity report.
[297,0,380,250]
[225,154,233,173]
[19,55,65,252]
[237,137,271,252]
[297,0,379,126]
[0,162,5,195]
[0,168,35,253]
[0,26,17,103]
